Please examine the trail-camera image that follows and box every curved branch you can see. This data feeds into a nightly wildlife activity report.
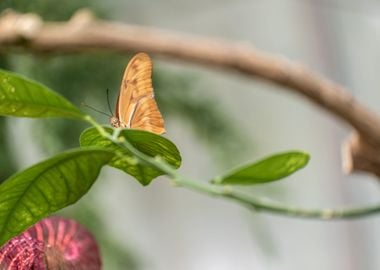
[1,9,380,177]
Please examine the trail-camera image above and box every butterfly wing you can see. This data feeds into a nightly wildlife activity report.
[115,53,165,134]
[130,96,165,134]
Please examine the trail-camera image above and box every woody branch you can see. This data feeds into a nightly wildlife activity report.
[1,9,380,177]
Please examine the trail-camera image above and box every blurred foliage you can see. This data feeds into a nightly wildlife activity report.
[154,67,249,165]
[0,56,16,180]
[0,118,15,180]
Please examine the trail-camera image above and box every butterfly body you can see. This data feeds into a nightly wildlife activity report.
[111,53,165,134]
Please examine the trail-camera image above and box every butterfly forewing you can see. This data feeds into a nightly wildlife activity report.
[115,53,165,134]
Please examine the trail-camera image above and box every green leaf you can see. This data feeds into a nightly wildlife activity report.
[80,127,181,186]
[0,69,85,120]
[212,151,309,185]
[0,148,113,246]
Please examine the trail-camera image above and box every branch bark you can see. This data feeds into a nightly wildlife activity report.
[1,9,380,178]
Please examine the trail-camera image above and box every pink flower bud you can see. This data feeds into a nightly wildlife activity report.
[0,217,101,270]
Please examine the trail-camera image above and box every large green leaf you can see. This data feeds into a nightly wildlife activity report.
[80,127,181,186]
[0,69,85,120]
[0,148,114,246]
[211,151,309,185]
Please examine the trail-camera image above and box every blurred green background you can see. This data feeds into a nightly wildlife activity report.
[1,1,380,270]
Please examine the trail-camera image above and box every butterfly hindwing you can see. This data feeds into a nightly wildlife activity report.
[130,96,165,134]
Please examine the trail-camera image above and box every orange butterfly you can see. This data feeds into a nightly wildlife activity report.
[110,53,165,134]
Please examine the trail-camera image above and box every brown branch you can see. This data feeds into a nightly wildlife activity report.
[342,132,380,177]
[1,9,380,177]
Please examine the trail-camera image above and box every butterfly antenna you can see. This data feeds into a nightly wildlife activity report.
[81,101,112,117]
[106,89,114,116]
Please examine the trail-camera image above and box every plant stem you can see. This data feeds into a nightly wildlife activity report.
[84,115,108,137]
[175,177,380,219]
[86,118,380,220]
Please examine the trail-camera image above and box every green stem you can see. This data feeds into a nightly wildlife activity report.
[175,177,380,219]
[84,115,109,137]
[88,120,380,220]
